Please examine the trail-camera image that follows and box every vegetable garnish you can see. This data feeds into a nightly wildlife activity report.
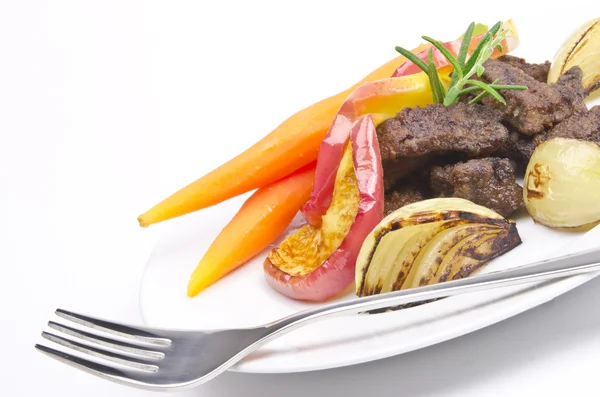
[264,115,384,302]
[302,71,442,227]
[138,21,520,229]
[395,22,528,106]
[548,17,600,96]
[355,198,521,296]
[524,138,600,229]
[304,22,519,228]
[392,20,519,78]
[187,163,316,297]
[136,43,432,228]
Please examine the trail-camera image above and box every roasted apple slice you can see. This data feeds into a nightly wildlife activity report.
[264,115,383,301]
[301,72,441,227]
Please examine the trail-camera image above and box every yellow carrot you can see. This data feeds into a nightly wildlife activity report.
[187,163,316,296]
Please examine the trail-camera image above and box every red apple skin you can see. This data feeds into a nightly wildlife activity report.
[264,115,384,302]
[301,105,353,227]
[301,76,427,227]
[392,39,462,77]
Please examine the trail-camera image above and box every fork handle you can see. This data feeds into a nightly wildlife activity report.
[266,247,600,334]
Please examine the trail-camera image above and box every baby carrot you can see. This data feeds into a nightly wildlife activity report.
[137,44,431,227]
[187,163,316,297]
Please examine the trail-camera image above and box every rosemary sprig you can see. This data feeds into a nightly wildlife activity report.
[395,22,528,106]
[428,48,446,103]
[449,22,475,89]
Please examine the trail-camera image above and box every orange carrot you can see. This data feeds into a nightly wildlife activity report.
[140,19,521,228]
[187,163,316,297]
[137,44,430,227]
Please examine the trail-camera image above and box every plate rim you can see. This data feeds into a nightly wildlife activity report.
[138,221,600,374]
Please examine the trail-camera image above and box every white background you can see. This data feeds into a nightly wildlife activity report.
[3,1,600,396]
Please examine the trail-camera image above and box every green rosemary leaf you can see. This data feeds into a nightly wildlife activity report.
[467,78,498,103]
[456,79,499,97]
[469,90,489,104]
[430,64,447,102]
[460,83,528,98]
[456,86,483,97]
[397,21,526,107]
[427,49,442,103]
[395,46,429,74]
[476,64,485,77]
[469,83,527,105]
[466,79,505,104]
[463,34,491,72]
[422,36,461,78]
[443,86,460,106]
[457,22,475,69]
[463,21,502,73]
[491,84,528,91]
[487,21,503,37]
[449,69,459,90]
[429,79,441,103]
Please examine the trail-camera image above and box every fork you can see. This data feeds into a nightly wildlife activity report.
[37,246,600,391]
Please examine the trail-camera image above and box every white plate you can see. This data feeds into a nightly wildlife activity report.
[139,24,600,372]
[140,201,600,373]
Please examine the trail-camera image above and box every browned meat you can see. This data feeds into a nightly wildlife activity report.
[384,185,427,216]
[497,55,551,82]
[534,106,600,145]
[481,61,586,135]
[384,168,431,215]
[380,156,432,191]
[429,158,523,217]
[493,130,537,169]
[377,103,508,188]
[495,106,600,167]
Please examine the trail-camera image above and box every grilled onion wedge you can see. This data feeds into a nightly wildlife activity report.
[548,17,600,96]
[356,198,521,297]
[524,138,600,229]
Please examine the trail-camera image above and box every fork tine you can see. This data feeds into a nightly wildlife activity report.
[35,344,152,388]
[55,309,171,346]
[36,344,126,377]
[42,332,159,373]
[48,321,164,360]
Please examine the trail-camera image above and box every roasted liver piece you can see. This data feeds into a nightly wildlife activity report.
[495,106,600,167]
[534,105,600,145]
[376,103,508,189]
[481,60,586,135]
[429,158,523,217]
[493,130,537,170]
[496,55,551,83]
[383,185,427,216]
